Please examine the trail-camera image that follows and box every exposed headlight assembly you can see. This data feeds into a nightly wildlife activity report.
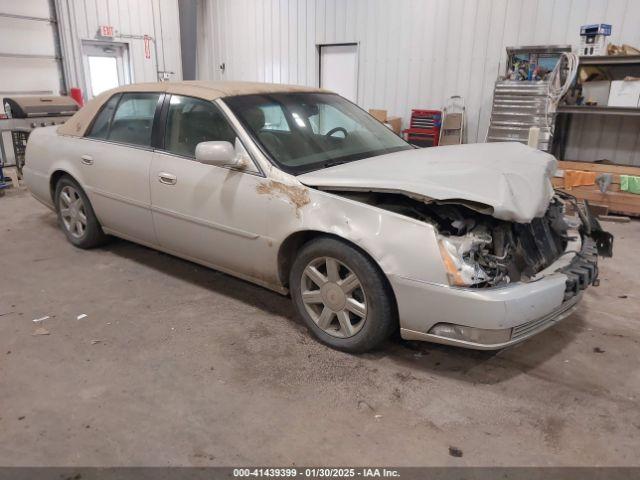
[438,232,492,287]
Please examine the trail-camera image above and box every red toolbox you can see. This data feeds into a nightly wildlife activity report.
[403,109,442,147]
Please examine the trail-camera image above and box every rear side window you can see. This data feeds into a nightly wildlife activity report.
[108,93,161,147]
[163,95,237,157]
[86,94,120,139]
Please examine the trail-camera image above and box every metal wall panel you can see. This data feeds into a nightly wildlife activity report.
[196,0,640,164]
[55,0,182,99]
[0,0,61,95]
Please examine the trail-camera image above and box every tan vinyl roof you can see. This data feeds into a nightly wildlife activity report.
[58,81,326,137]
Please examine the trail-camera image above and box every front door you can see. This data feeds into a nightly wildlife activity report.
[150,95,270,281]
[79,91,161,246]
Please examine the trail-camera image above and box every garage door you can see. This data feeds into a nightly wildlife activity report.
[0,0,64,97]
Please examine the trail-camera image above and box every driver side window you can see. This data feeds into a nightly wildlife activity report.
[163,95,237,158]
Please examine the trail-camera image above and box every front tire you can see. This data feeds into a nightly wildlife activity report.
[290,237,396,353]
[54,175,108,248]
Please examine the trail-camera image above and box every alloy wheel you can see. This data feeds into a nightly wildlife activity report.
[59,185,87,239]
[300,256,368,338]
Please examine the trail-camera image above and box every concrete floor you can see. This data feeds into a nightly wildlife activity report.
[1,187,639,466]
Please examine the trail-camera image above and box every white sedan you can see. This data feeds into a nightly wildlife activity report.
[24,81,612,352]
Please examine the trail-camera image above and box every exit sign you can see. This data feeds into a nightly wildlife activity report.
[99,25,115,38]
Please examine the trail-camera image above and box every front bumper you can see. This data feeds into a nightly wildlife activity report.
[400,291,582,350]
[392,218,605,350]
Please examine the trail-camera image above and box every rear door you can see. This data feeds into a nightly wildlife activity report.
[78,91,162,246]
[149,95,272,282]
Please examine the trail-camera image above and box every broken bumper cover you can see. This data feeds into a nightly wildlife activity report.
[392,227,604,350]
[393,274,582,350]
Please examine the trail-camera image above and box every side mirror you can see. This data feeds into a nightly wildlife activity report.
[195,138,252,169]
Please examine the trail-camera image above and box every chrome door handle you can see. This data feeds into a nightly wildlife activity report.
[158,172,177,185]
[81,155,93,165]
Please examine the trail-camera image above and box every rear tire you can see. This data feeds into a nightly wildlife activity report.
[290,237,396,353]
[54,175,108,249]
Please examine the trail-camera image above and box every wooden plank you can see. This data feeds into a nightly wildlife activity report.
[553,179,622,192]
[568,189,640,205]
[587,203,609,217]
[599,215,631,223]
[556,170,622,185]
[558,160,640,176]
[557,187,640,216]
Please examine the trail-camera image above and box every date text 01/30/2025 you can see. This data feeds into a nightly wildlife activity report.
[232,468,401,478]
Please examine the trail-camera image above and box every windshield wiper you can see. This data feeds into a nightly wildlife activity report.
[322,159,350,168]
[319,149,391,170]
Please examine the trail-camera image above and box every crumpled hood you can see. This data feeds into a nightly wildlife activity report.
[298,142,558,223]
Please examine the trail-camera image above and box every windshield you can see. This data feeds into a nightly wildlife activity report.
[224,92,412,174]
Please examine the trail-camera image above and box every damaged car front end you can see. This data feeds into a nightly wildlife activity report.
[298,141,614,350]
[383,192,613,349]
[433,193,613,292]
[226,89,613,351]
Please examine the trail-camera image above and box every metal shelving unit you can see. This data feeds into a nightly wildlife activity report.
[576,55,640,65]
[552,55,640,159]
[557,105,640,116]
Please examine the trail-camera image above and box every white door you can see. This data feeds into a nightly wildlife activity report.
[319,44,358,102]
[82,41,131,98]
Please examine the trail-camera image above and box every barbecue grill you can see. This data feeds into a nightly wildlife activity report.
[1,96,79,175]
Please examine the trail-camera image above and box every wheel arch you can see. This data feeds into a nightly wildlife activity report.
[49,169,75,202]
[277,230,398,316]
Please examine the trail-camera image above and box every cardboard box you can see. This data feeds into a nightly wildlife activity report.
[369,109,387,122]
[385,116,402,135]
[369,109,402,134]
[582,81,611,106]
[608,80,640,107]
